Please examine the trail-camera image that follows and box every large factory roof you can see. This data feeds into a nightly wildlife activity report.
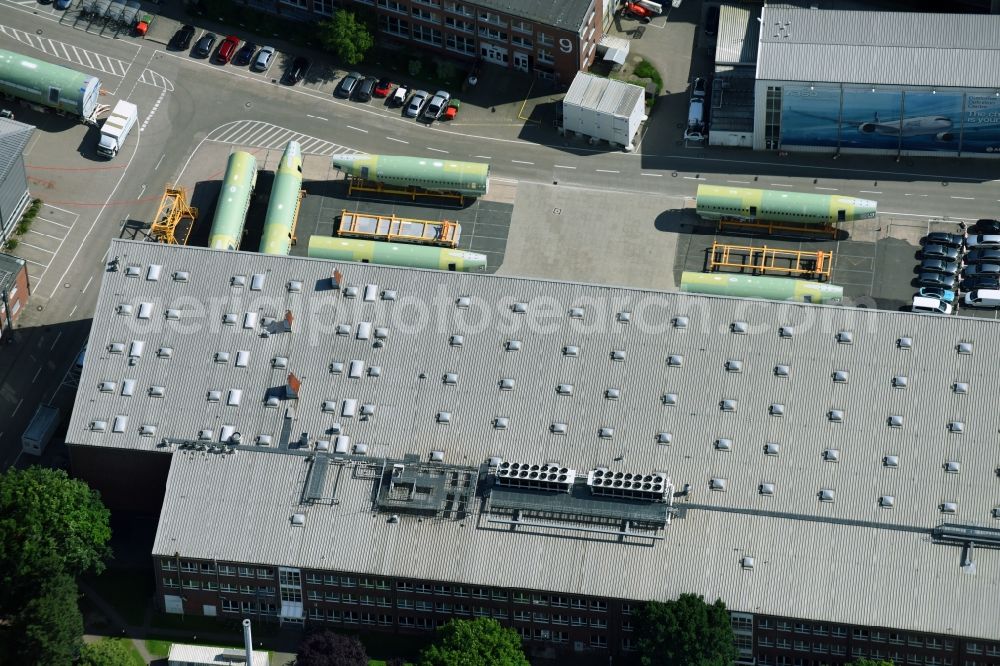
[756,7,1000,88]
[78,240,1000,639]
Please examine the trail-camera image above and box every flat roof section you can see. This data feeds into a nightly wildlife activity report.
[475,0,594,33]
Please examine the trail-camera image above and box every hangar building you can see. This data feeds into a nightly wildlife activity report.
[749,6,1000,157]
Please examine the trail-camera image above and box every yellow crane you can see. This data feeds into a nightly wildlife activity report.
[148,187,198,245]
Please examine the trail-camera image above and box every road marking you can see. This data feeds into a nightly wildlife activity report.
[34,217,71,229]
[770,183,793,188]
[511,160,534,165]
[950,196,975,200]
[427,147,449,153]
[137,184,146,199]
[596,169,620,174]
[32,367,42,383]
[881,210,971,220]
[11,398,22,417]
[474,155,492,159]
[859,190,882,194]
[306,114,329,121]
[22,258,47,268]
[81,276,94,294]
[50,331,62,351]
[345,125,368,133]
[815,187,838,191]
[683,176,705,180]
[553,165,576,169]
[726,180,751,184]
[19,241,55,254]
[641,173,664,177]
[69,305,77,317]
[387,137,409,144]
[27,229,63,241]
[493,177,519,184]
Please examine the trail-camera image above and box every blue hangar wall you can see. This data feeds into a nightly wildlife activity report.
[755,83,1000,157]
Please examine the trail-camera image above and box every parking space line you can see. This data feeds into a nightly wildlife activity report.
[27,229,64,241]
[553,165,576,169]
[18,241,55,254]
[34,216,72,229]
[642,173,663,177]
[22,257,48,268]
[43,203,80,216]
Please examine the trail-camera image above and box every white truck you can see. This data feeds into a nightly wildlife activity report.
[22,403,60,455]
[96,100,138,159]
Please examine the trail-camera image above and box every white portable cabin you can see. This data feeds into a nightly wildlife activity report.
[561,73,647,152]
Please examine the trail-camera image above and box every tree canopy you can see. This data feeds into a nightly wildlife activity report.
[318,11,374,66]
[634,594,737,666]
[0,467,111,614]
[419,617,530,666]
[79,638,143,666]
[9,573,84,666]
[296,629,369,666]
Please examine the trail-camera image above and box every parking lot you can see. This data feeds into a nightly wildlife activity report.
[13,204,81,288]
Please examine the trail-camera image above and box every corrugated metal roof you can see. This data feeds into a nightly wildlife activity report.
[167,643,269,665]
[715,2,760,66]
[0,117,34,184]
[0,252,24,292]
[756,7,1000,87]
[474,0,592,32]
[76,239,1000,637]
[564,73,644,118]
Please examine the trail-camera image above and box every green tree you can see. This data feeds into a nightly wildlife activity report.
[419,617,529,666]
[318,11,374,65]
[0,467,112,614]
[845,660,895,666]
[79,638,143,666]
[10,573,84,666]
[634,594,737,666]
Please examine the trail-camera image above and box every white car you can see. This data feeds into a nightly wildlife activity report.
[405,90,428,118]
[911,296,952,315]
[252,46,275,72]
[965,234,1000,249]
[963,288,1000,308]
[390,85,409,107]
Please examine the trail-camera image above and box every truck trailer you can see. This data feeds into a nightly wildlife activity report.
[22,403,60,455]
[0,49,105,123]
[97,100,138,158]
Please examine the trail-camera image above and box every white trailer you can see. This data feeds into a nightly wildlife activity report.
[97,100,138,158]
[22,404,60,455]
[562,73,647,152]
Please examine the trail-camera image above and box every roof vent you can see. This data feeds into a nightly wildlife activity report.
[207,390,221,403]
[944,460,961,474]
[940,502,958,514]
[836,330,853,345]
[363,284,377,301]
[725,359,743,373]
[550,422,567,435]
[443,373,458,385]
[897,336,912,350]
[230,274,247,288]
[265,396,279,408]
[505,339,522,351]
[892,375,908,389]
[563,345,579,357]
[173,271,189,282]
[360,403,375,416]
[89,420,107,432]
[709,478,727,492]
[598,427,614,439]
[657,432,672,445]
[139,424,156,437]
[121,379,136,396]
[165,309,180,321]
[832,370,849,383]
[449,335,464,347]
[556,384,573,396]
[214,351,230,363]
[198,429,213,441]
[315,440,330,452]
[769,403,785,417]
[818,488,836,502]
[779,325,794,339]
[250,274,265,291]
[137,303,153,320]
[330,362,344,374]
[883,455,899,468]
[948,421,964,434]
[672,316,688,329]
[343,285,359,298]
[374,327,388,340]
[828,409,844,423]
[436,412,451,424]
[256,434,272,446]
[952,382,969,394]
[731,321,748,334]
[336,324,350,336]
[334,435,350,453]
[493,417,509,430]
[456,296,471,308]
[430,450,445,462]
[667,354,683,367]
[611,350,626,362]
[759,483,775,496]
[291,513,306,527]
[617,311,632,323]
[879,495,895,508]
[287,280,303,293]
[125,265,141,277]
[714,438,732,451]
[662,392,678,406]
[116,303,133,316]
[98,381,116,393]
[271,356,288,369]
[353,442,368,455]
[322,401,337,413]
[356,322,372,340]
[774,364,790,378]
[741,556,755,569]
[823,448,840,462]
[887,415,903,428]
[235,351,249,367]
[764,442,780,456]
[499,378,515,391]
[720,399,737,412]
[222,312,238,326]
[368,366,381,378]
[382,289,397,301]
[568,307,584,319]
[993,507,1000,520]
[149,386,165,398]
[511,302,527,314]
[957,341,973,355]
[146,264,162,281]
[107,342,125,354]
[605,388,621,400]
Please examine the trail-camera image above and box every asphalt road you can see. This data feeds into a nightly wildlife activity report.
[1,0,999,463]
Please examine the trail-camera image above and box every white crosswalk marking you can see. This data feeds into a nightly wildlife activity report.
[137,69,174,132]
[204,121,362,157]
[0,23,130,78]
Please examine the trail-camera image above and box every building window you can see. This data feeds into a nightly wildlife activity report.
[537,49,554,64]
[361,612,377,625]
[378,614,393,626]
[570,599,586,609]
[590,618,607,629]
[240,585,253,595]
[361,595,376,606]
[830,645,846,656]
[180,562,197,573]
[259,587,275,597]
[765,86,783,150]
[967,643,982,654]
[479,26,508,41]
[854,628,870,639]
[534,612,549,623]
[590,635,608,648]
[444,1,472,16]
[257,568,272,579]
[794,640,808,652]
[446,33,476,55]
[415,584,432,594]
[398,599,415,610]
[832,627,848,638]
[445,16,474,32]
[343,594,358,605]
[306,574,322,585]
[204,581,218,591]
[280,0,306,8]
[491,590,507,601]
[221,583,237,593]
[511,36,532,49]
[590,600,607,612]
[162,577,178,588]
[377,0,406,12]
[412,0,439,5]
[412,6,439,23]
[377,597,392,607]
[397,581,413,592]
[325,591,340,602]
[416,601,433,612]
[278,569,300,586]
[434,602,452,613]
[473,607,488,617]
[513,592,529,604]
[313,0,332,15]
[341,576,357,588]
[813,643,828,654]
[344,611,359,624]
[492,608,508,619]
[308,607,324,620]
[399,616,415,627]
[219,565,236,576]
[412,24,443,45]
[538,32,553,46]
[379,14,410,36]
[307,591,322,601]
[758,636,773,647]
[478,11,505,26]
[514,610,530,621]
[239,601,255,614]
[222,599,237,613]
[531,595,548,606]
[571,616,586,627]
[161,561,177,572]
[511,19,531,33]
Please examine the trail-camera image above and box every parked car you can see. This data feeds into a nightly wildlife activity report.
[922,232,964,249]
[336,72,362,99]
[966,234,1000,249]
[918,258,959,275]
[252,46,275,72]
[964,248,1000,264]
[917,272,956,289]
[423,90,451,120]
[917,286,956,304]
[920,243,960,261]
[705,4,720,36]
[234,41,257,66]
[283,56,310,85]
[961,274,1000,291]
[374,78,393,98]
[963,262,1000,277]
[970,218,1000,234]
[216,36,240,64]
[390,85,409,107]
[54,0,73,9]
[193,33,217,58]
[911,296,953,315]
[169,24,195,50]
[624,2,652,22]
[692,77,706,99]
[963,288,1000,308]
[406,90,429,118]
[356,76,377,102]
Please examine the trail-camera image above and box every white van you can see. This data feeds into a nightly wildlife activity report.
[685,99,705,140]
[911,296,953,315]
[963,288,1000,308]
